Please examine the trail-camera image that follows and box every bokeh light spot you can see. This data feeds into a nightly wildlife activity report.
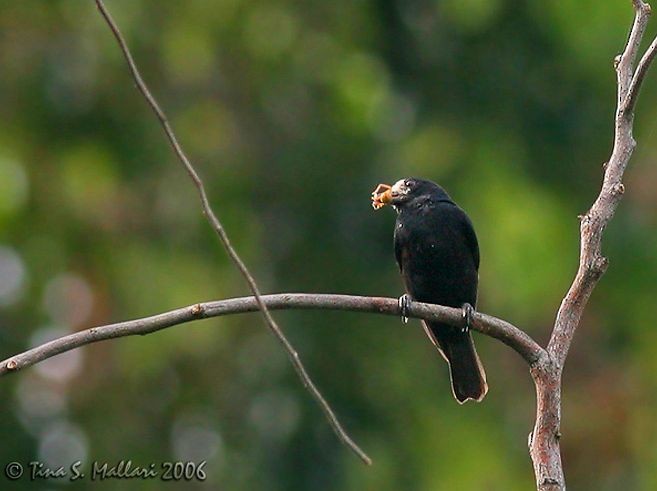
[0,245,26,306]
[0,156,29,217]
[31,326,84,383]
[38,421,88,471]
[43,273,94,328]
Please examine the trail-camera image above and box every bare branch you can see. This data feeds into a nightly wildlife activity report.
[528,2,657,490]
[94,0,370,465]
[548,0,655,368]
[0,293,542,375]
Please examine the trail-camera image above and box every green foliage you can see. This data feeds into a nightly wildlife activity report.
[1,0,656,489]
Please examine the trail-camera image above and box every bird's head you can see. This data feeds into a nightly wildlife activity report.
[371,178,451,210]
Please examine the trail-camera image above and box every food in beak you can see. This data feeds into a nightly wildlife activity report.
[371,183,393,210]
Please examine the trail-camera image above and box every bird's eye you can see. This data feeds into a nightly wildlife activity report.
[405,180,414,188]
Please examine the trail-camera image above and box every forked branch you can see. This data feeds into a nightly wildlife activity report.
[531,2,657,490]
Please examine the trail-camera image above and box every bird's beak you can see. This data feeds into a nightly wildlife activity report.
[389,179,409,203]
[371,180,409,209]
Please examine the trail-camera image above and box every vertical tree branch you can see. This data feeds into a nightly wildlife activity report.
[94,0,370,465]
[548,0,652,368]
[529,2,657,490]
[529,361,564,490]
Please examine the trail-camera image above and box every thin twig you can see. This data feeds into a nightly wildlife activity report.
[0,293,542,375]
[624,34,657,113]
[94,0,370,465]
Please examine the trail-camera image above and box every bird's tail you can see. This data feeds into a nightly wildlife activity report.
[422,321,488,403]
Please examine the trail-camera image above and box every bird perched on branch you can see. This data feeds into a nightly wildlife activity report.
[372,178,488,403]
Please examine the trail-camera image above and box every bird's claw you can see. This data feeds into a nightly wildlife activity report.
[461,303,475,333]
[398,294,412,324]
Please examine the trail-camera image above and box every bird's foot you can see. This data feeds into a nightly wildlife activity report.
[461,303,475,333]
[398,294,412,324]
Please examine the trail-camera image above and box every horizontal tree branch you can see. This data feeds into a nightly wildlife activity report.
[0,293,543,377]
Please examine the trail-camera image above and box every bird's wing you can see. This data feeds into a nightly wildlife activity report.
[394,224,406,273]
[459,209,480,271]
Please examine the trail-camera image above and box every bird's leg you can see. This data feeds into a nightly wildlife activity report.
[398,294,412,324]
[461,303,475,333]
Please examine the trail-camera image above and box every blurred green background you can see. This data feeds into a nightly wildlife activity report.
[1,0,657,489]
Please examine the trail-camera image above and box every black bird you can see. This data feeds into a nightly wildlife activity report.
[372,178,488,403]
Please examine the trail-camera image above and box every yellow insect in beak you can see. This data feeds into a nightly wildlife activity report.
[371,183,393,210]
